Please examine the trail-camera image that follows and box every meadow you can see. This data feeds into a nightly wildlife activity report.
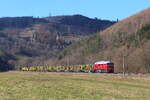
[0,72,150,100]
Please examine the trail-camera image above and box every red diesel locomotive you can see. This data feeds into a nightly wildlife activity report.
[93,61,114,73]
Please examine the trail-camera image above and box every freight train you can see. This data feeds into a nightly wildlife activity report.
[20,61,114,73]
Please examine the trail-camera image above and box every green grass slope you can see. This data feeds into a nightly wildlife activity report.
[0,72,150,100]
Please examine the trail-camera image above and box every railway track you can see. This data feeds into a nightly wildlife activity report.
[9,71,150,77]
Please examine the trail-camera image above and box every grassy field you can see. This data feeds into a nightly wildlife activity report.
[0,72,150,100]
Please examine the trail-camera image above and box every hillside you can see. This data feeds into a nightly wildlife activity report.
[0,15,115,70]
[57,8,150,73]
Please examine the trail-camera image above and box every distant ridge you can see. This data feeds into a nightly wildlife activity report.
[0,14,115,71]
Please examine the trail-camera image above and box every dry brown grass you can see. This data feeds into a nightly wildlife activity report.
[101,8,150,36]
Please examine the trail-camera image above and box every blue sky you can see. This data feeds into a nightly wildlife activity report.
[0,0,150,20]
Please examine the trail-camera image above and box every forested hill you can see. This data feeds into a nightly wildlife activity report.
[0,15,115,71]
[57,8,150,73]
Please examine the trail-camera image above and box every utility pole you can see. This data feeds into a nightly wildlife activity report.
[122,45,128,77]
[123,54,125,76]
[49,12,52,17]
